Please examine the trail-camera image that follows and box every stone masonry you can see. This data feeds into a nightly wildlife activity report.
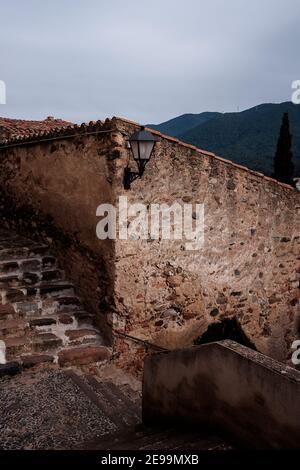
[0,116,299,373]
[112,118,300,370]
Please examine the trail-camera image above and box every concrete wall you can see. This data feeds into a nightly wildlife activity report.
[111,118,300,369]
[142,340,300,448]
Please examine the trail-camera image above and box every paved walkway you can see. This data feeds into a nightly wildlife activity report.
[0,366,231,450]
[0,368,119,449]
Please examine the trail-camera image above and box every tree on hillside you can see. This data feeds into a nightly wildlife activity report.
[273,112,294,185]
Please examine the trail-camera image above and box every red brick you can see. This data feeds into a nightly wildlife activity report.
[32,333,62,352]
[5,336,30,356]
[0,303,15,318]
[21,354,54,368]
[0,318,27,337]
[58,313,74,325]
[29,317,56,327]
[5,289,25,303]
[65,329,97,341]
[58,345,111,366]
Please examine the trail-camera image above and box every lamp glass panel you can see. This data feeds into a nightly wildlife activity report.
[130,141,139,160]
[138,140,155,161]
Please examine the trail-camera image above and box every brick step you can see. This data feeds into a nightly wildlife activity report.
[3,331,105,365]
[54,296,83,311]
[29,317,57,327]
[86,376,141,427]
[0,309,97,335]
[0,256,56,273]
[0,245,50,261]
[21,354,55,368]
[0,303,17,319]
[0,255,58,269]
[67,310,94,323]
[0,318,28,338]
[29,319,100,343]
[31,332,63,352]
[26,311,92,327]
[58,345,111,366]
[0,269,65,288]
[38,281,74,297]
[5,335,32,357]
[0,312,95,336]
[11,296,84,319]
[0,239,45,250]
[64,328,101,346]
[14,302,89,319]
[0,258,43,274]
[1,342,109,374]
[3,281,75,303]
[0,229,106,369]
[0,355,53,376]
[5,332,63,358]
[2,340,110,373]
[33,310,93,325]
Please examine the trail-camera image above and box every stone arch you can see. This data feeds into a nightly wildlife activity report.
[194,317,256,350]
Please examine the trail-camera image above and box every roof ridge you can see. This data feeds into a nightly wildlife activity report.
[0,119,110,146]
[114,116,295,191]
[0,116,70,123]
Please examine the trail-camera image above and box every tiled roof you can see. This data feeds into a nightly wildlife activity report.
[0,117,110,146]
[0,116,73,143]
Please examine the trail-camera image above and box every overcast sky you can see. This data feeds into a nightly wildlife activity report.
[0,0,299,124]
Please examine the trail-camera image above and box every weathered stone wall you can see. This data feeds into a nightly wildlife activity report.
[0,125,121,342]
[111,118,300,366]
[0,117,299,367]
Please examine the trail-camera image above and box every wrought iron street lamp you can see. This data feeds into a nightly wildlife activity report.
[124,126,157,189]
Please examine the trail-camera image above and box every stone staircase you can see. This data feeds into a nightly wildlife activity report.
[68,371,231,451]
[0,228,110,371]
[0,367,232,449]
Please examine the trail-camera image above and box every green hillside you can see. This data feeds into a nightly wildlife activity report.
[149,102,300,177]
[147,112,220,137]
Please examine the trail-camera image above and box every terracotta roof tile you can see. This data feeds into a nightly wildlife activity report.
[0,117,109,147]
[0,116,73,143]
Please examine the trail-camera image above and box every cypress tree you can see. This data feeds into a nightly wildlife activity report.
[274,112,294,185]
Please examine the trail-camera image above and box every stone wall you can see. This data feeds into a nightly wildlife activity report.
[143,340,300,448]
[0,123,121,342]
[111,118,300,367]
[0,117,299,366]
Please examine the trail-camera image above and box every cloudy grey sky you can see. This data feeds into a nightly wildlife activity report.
[0,0,299,124]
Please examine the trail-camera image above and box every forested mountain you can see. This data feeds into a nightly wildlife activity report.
[148,102,300,176]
